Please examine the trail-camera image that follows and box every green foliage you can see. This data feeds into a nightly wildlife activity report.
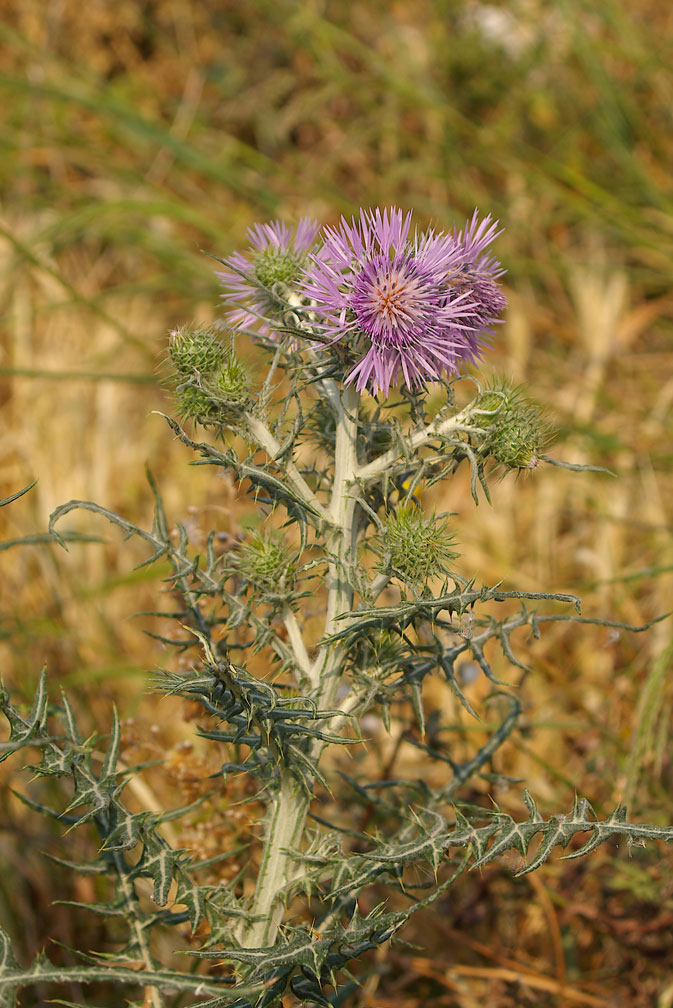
[3,669,673,1006]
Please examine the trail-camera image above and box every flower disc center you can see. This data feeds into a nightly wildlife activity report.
[352,254,435,347]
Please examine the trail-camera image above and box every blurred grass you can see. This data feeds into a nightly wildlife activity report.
[1,0,673,1005]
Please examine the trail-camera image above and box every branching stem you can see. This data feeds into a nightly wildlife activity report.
[283,604,314,687]
[240,385,361,949]
[354,402,477,484]
[244,413,331,523]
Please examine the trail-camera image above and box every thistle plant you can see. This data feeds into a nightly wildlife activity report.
[2,206,672,1008]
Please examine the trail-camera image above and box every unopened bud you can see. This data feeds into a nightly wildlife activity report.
[168,327,251,425]
[476,380,552,470]
[238,531,296,598]
[169,325,227,376]
[380,503,458,588]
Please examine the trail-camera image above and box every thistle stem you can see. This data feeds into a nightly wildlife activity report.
[354,402,478,484]
[311,384,360,710]
[244,413,331,524]
[283,604,314,687]
[242,769,309,949]
[240,385,360,949]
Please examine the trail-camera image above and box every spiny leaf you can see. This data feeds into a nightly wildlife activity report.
[193,928,331,980]
[100,705,121,780]
[102,807,153,851]
[63,767,112,825]
[49,499,167,567]
[0,479,37,507]
[458,795,673,875]
[42,853,109,875]
[174,868,208,931]
[0,926,261,1002]
[132,836,183,906]
[0,668,49,762]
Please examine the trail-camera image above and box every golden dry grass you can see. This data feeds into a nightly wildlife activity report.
[1,1,673,1005]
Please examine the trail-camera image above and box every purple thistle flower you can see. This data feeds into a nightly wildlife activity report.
[449,210,507,360]
[301,207,505,397]
[217,217,320,334]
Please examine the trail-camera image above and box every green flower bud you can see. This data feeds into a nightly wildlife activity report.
[254,247,305,288]
[211,355,252,410]
[238,531,296,597]
[169,325,228,376]
[476,380,552,470]
[379,503,458,588]
[355,629,407,680]
[168,327,251,425]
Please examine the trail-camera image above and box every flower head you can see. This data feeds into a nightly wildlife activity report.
[449,210,507,359]
[237,530,296,598]
[168,326,251,424]
[378,502,458,589]
[300,207,505,397]
[217,217,319,334]
[476,379,553,470]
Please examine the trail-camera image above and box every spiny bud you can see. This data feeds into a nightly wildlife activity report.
[238,531,296,598]
[210,355,252,410]
[379,503,458,588]
[168,327,251,424]
[169,325,228,376]
[475,380,552,470]
[355,629,407,681]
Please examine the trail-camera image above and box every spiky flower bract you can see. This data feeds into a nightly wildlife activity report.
[168,326,251,424]
[300,207,506,397]
[169,325,228,376]
[238,530,296,598]
[217,217,319,334]
[476,379,553,470]
[379,502,458,589]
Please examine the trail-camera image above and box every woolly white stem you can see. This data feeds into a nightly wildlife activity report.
[311,384,360,709]
[244,413,331,524]
[241,770,309,949]
[354,402,479,484]
[283,604,314,686]
[240,384,361,949]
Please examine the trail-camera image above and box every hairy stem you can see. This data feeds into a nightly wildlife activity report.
[242,769,309,949]
[354,401,480,484]
[240,385,360,949]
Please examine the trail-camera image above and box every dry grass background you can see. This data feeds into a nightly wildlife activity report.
[1,1,672,1005]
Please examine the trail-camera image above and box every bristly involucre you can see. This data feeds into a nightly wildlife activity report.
[300,207,506,397]
[238,530,296,598]
[476,379,553,470]
[168,326,251,424]
[217,217,320,335]
[379,503,459,589]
